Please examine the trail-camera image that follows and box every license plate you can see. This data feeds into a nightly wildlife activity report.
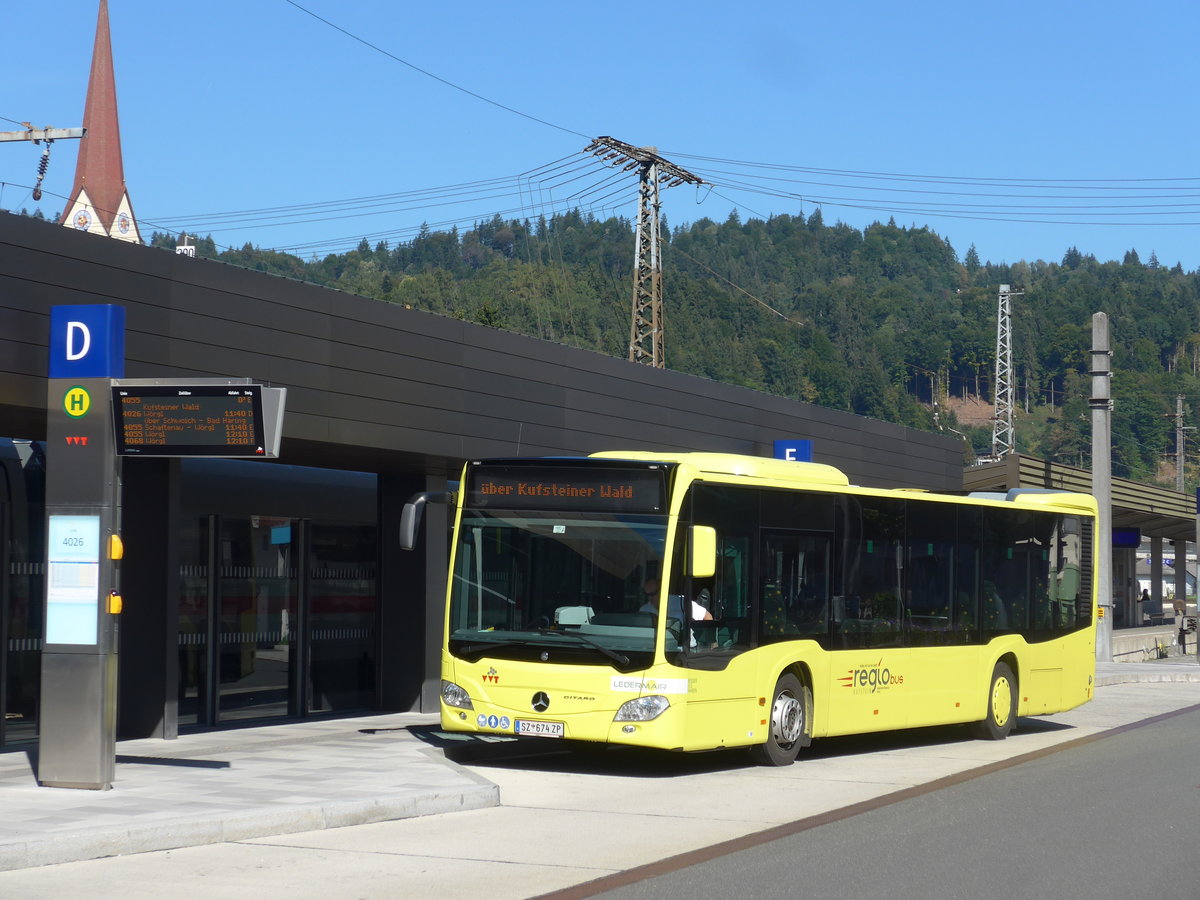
[515,719,564,738]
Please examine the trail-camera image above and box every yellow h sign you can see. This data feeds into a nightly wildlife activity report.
[64,386,91,418]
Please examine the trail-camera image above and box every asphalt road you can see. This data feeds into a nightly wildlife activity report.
[570,706,1200,900]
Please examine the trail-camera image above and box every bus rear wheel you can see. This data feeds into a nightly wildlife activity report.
[751,673,811,766]
[973,661,1017,740]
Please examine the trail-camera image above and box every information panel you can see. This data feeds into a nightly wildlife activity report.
[111,385,267,456]
[467,465,667,514]
[45,515,101,645]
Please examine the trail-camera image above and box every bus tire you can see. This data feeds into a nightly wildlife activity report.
[973,661,1017,740]
[751,673,811,766]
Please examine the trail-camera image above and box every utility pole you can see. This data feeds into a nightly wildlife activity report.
[1166,394,1193,493]
[990,283,1023,458]
[1178,394,1186,492]
[585,137,703,368]
[0,125,85,202]
[1091,312,1113,662]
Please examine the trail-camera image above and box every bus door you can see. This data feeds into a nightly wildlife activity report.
[828,496,909,735]
[902,503,979,727]
[756,528,835,730]
[758,529,831,642]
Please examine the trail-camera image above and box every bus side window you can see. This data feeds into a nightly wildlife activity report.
[982,508,1044,636]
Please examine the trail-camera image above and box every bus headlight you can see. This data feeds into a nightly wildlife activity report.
[614,695,669,722]
[441,680,474,710]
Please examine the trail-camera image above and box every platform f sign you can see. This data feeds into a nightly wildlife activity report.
[49,305,125,379]
[773,439,813,462]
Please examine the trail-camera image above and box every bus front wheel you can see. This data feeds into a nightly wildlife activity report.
[751,673,811,766]
[973,661,1017,740]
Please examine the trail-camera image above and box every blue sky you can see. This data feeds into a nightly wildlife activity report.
[3,0,1200,269]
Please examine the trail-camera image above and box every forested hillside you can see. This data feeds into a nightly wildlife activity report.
[149,211,1200,489]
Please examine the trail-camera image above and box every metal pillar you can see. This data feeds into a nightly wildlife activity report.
[39,305,125,789]
[1151,536,1163,620]
[1172,540,1188,618]
[1091,312,1113,661]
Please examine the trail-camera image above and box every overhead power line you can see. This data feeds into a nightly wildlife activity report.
[129,148,1200,258]
[282,0,590,140]
[663,152,1200,188]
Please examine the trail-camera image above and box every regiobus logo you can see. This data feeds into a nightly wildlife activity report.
[838,660,904,694]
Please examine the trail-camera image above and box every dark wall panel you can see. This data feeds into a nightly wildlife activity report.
[1,212,962,490]
[118,459,178,739]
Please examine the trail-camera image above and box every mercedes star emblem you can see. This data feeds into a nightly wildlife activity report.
[531,692,550,712]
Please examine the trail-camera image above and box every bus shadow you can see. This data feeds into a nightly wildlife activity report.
[802,716,1073,760]
[412,718,1076,778]
[413,725,748,777]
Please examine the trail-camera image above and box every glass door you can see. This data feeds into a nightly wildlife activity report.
[217,516,298,722]
[177,516,212,727]
[1,501,8,746]
[307,523,377,713]
[2,501,43,746]
[175,506,378,728]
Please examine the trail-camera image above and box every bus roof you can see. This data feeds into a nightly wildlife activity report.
[588,451,849,486]
[586,451,1097,515]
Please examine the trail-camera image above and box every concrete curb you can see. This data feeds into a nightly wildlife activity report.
[1096,660,1200,687]
[1096,669,1200,686]
[0,779,499,872]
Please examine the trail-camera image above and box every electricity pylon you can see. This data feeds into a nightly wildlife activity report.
[991,283,1023,458]
[585,137,703,367]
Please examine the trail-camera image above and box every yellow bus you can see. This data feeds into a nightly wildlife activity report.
[404,452,1097,765]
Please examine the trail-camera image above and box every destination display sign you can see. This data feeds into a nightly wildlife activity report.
[111,385,267,456]
[467,465,666,513]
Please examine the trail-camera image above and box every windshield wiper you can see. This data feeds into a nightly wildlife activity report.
[452,631,631,667]
[533,628,630,667]
[452,639,528,658]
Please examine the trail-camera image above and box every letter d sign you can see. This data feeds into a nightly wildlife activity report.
[49,305,125,379]
[66,321,92,361]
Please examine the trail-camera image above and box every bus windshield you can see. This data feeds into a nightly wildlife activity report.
[447,509,671,669]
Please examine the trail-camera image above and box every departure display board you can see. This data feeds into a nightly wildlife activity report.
[466,464,667,513]
[111,385,267,456]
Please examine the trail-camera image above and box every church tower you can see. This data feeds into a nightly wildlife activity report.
[60,0,141,242]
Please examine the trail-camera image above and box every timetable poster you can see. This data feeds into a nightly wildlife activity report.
[46,515,101,645]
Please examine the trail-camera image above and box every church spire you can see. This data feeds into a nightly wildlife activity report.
[60,0,140,242]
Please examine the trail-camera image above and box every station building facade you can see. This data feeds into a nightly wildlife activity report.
[0,212,964,748]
